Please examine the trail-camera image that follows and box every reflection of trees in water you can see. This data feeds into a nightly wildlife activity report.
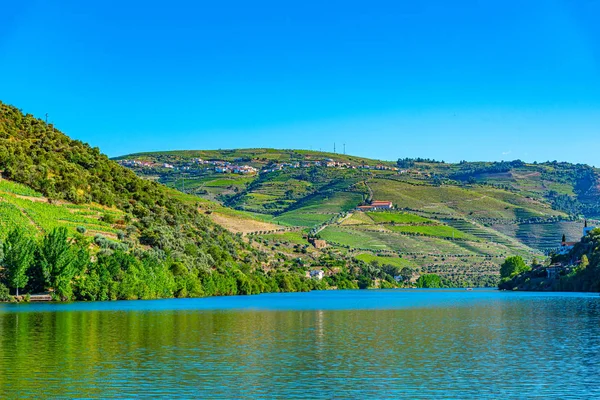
[0,297,599,397]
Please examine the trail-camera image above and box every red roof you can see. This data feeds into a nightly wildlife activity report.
[562,241,577,246]
[371,201,392,206]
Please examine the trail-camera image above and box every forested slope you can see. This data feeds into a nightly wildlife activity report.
[0,101,332,300]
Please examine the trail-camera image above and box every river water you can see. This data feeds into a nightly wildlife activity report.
[1,289,599,398]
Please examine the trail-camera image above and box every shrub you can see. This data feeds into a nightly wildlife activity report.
[0,283,11,301]
[101,213,115,224]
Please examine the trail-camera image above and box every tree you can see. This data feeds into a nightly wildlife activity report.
[580,255,589,271]
[38,227,77,300]
[500,256,530,279]
[2,228,36,296]
[357,275,371,289]
[415,274,442,288]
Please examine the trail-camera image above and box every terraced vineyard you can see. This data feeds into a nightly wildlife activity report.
[368,177,563,220]
[492,221,585,250]
[0,179,124,240]
[118,148,600,287]
[442,219,528,251]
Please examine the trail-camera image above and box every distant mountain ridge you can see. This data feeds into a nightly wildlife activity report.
[115,148,600,221]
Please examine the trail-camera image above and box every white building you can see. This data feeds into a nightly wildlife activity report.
[309,270,324,280]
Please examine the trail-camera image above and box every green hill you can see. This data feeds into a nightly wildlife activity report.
[3,101,386,300]
[500,228,600,292]
[115,148,600,287]
[6,99,594,295]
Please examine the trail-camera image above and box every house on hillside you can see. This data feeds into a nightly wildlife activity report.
[555,221,598,255]
[371,201,393,210]
[308,270,324,280]
[231,165,257,175]
[356,200,393,212]
[558,240,577,255]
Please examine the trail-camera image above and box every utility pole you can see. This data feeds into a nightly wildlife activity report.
[343,144,346,155]
[334,143,336,154]
[45,113,48,124]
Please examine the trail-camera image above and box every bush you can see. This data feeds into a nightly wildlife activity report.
[101,213,116,224]
[0,283,11,301]
[500,256,530,279]
[76,226,87,234]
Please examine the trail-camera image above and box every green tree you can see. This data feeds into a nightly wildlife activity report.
[579,254,589,271]
[415,274,442,288]
[38,227,77,300]
[500,256,530,279]
[357,275,371,289]
[0,283,10,301]
[2,228,36,296]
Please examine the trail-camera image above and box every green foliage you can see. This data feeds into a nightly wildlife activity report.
[0,282,10,301]
[415,274,443,288]
[366,212,434,225]
[0,101,343,301]
[357,275,371,289]
[500,256,530,279]
[2,227,36,295]
[37,227,81,300]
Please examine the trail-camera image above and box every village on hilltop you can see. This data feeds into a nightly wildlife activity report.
[117,156,400,176]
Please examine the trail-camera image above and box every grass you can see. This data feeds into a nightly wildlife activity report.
[366,211,436,225]
[319,226,386,250]
[341,212,375,225]
[203,177,253,187]
[288,191,364,215]
[259,231,309,245]
[274,212,331,228]
[387,224,478,240]
[354,253,416,268]
[0,179,43,197]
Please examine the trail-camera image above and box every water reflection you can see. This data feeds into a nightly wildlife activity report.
[0,291,599,398]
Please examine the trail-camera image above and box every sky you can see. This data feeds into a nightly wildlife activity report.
[1,0,599,165]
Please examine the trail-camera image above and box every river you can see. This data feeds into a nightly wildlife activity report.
[1,289,599,398]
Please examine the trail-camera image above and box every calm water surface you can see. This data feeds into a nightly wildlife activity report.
[1,289,599,398]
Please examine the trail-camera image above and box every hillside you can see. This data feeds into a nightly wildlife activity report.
[115,148,599,286]
[3,101,400,300]
[499,227,600,292]
[0,179,123,240]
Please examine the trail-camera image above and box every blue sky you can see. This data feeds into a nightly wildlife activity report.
[1,0,599,164]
